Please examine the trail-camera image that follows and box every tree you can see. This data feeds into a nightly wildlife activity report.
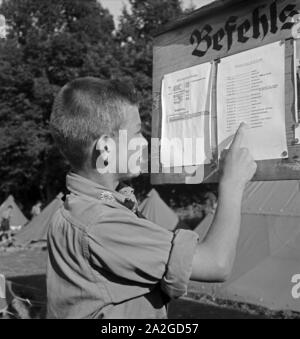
[0,0,119,213]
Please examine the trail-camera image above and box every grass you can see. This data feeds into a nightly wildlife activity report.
[186,292,300,319]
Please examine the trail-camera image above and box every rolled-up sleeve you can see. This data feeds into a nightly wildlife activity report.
[88,209,199,298]
[161,229,199,299]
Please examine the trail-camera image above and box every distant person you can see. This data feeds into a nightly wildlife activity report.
[0,205,13,243]
[0,205,13,232]
[204,192,218,215]
[47,77,256,319]
[31,201,42,218]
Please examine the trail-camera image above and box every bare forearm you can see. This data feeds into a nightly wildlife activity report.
[190,123,256,282]
[190,181,244,282]
[203,181,243,271]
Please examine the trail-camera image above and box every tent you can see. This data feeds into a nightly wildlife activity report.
[224,232,300,312]
[14,193,63,246]
[0,195,28,227]
[139,189,179,231]
[190,181,300,313]
[193,212,214,242]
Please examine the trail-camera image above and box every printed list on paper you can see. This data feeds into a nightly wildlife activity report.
[217,42,288,161]
[161,63,213,168]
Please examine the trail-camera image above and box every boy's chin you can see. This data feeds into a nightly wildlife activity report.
[119,170,142,181]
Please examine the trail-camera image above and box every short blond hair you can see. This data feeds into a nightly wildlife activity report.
[50,77,138,169]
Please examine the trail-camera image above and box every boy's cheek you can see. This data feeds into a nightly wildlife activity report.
[115,135,149,175]
[127,146,148,175]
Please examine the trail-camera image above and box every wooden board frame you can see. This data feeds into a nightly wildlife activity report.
[151,0,300,185]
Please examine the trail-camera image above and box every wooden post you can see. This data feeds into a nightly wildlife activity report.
[0,274,7,312]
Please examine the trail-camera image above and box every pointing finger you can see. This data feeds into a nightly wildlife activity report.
[230,122,248,151]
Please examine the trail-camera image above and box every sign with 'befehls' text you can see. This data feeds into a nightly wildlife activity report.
[190,1,298,58]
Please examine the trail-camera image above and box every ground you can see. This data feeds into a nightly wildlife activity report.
[0,248,47,278]
[2,247,299,319]
[168,298,266,319]
[0,248,47,319]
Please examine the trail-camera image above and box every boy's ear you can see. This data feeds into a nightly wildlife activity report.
[91,136,107,169]
[96,135,115,155]
[93,135,117,171]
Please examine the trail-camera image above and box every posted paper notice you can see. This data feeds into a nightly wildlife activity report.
[161,62,213,167]
[217,42,288,161]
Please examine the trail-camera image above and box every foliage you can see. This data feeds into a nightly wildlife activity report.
[0,0,118,212]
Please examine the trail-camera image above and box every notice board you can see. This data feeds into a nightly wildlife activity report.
[151,0,300,185]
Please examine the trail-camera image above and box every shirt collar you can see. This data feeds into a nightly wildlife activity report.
[66,172,138,211]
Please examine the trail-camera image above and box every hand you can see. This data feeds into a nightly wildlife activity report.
[220,123,257,191]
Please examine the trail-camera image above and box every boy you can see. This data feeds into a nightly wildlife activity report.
[0,205,13,243]
[0,205,13,232]
[48,77,256,319]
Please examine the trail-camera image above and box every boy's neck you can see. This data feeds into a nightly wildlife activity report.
[75,169,119,191]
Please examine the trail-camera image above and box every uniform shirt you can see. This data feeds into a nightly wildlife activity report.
[47,173,199,319]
